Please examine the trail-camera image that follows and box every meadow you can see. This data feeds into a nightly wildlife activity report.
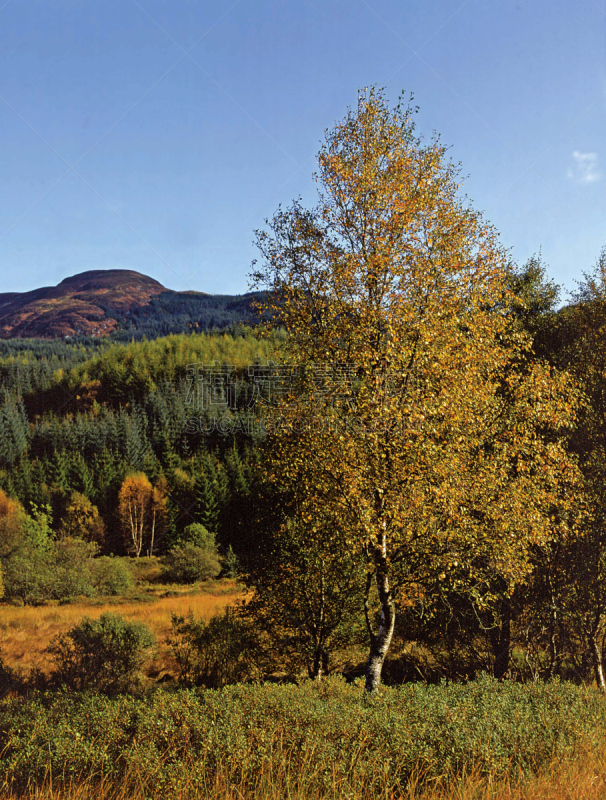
[0,557,241,679]
[2,557,606,800]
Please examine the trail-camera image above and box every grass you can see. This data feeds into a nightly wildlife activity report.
[2,558,605,800]
[0,575,242,678]
[2,755,605,800]
[2,676,606,799]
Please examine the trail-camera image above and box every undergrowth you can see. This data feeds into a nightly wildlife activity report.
[1,674,605,799]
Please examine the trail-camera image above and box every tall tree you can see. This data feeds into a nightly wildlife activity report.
[554,248,606,688]
[252,88,579,692]
[118,473,153,558]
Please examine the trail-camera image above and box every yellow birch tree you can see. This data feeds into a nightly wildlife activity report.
[252,88,579,692]
[118,473,152,558]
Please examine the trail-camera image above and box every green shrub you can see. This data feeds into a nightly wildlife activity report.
[2,536,97,604]
[48,612,156,695]
[2,676,606,798]
[168,607,258,688]
[51,537,97,600]
[178,522,216,550]
[90,556,134,595]
[163,544,221,584]
[1,543,54,605]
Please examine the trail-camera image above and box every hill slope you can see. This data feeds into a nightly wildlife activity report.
[0,270,261,339]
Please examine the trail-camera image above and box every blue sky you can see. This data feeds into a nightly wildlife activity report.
[0,0,604,300]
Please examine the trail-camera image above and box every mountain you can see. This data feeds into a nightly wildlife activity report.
[0,269,262,339]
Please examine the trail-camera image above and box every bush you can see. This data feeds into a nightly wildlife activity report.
[168,607,259,688]
[2,537,98,604]
[90,556,134,595]
[0,649,21,698]
[163,544,221,584]
[48,612,156,695]
[179,522,216,550]
[2,676,606,797]
[51,537,97,600]
[1,543,55,605]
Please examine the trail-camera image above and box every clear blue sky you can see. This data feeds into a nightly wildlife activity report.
[0,0,604,300]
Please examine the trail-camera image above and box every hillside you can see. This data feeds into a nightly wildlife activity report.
[0,269,261,339]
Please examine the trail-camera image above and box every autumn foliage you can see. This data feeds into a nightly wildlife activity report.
[253,88,580,691]
[118,474,168,557]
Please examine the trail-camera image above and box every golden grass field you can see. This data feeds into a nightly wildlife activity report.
[0,576,242,678]
[2,743,606,800]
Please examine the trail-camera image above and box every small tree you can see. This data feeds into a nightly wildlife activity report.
[246,504,365,680]
[168,608,258,688]
[149,476,169,557]
[118,473,168,557]
[0,489,27,560]
[552,248,606,689]
[59,492,106,545]
[1,503,56,605]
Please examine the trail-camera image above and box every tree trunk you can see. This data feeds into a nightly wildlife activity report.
[364,538,396,693]
[149,507,156,558]
[589,622,606,691]
[309,648,329,681]
[548,574,559,678]
[490,593,511,680]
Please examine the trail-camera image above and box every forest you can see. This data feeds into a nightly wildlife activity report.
[0,252,605,690]
[3,89,606,799]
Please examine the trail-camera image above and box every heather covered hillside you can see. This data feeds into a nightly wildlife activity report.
[0,269,263,339]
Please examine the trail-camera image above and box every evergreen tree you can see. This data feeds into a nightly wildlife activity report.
[194,453,220,534]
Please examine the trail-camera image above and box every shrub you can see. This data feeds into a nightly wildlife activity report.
[2,537,98,604]
[51,537,97,600]
[0,649,21,698]
[167,607,259,688]
[48,612,156,695]
[163,544,221,584]
[90,556,134,595]
[1,543,55,605]
[179,522,216,550]
[2,676,606,797]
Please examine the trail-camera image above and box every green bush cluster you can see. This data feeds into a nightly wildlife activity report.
[48,612,156,695]
[163,525,222,584]
[168,608,258,688]
[89,556,135,595]
[1,676,605,797]
[2,542,137,604]
[162,544,221,584]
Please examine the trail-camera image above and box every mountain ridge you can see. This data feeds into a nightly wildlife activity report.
[0,269,260,339]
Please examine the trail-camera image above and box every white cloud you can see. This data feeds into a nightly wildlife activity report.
[567,150,600,184]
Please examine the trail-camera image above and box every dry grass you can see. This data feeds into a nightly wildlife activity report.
[0,580,242,677]
[2,746,606,800]
[407,743,606,800]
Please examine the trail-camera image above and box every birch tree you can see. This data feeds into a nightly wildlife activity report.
[252,88,579,692]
